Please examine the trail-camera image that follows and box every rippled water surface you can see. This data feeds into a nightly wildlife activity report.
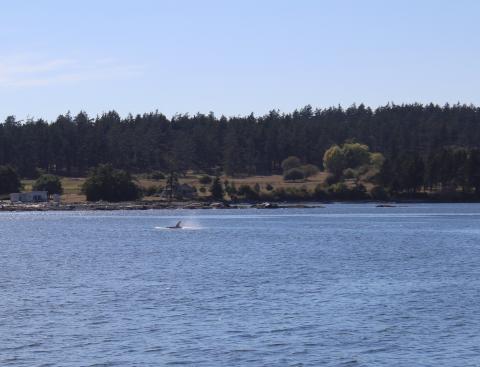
[2,204,480,366]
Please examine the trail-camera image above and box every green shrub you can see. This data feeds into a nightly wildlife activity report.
[82,164,141,202]
[327,183,367,201]
[265,183,274,191]
[31,168,46,179]
[343,168,357,179]
[323,142,385,181]
[324,173,339,185]
[327,183,351,200]
[283,168,305,181]
[342,143,371,168]
[225,181,237,195]
[300,164,319,178]
[356,165,370,176]
[323,145,346,178]
[237,184,259,200]
[33,174,63,195]
[281,156,301,173]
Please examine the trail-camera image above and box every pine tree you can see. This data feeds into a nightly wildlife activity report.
[210,177,224,200]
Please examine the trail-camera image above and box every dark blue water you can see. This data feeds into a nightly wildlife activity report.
[2,204,480,366]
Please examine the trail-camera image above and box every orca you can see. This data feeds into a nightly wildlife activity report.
[167,221,182,229]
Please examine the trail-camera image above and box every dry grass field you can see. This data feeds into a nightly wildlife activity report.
[138,172,331,200]
[21,172,333,203]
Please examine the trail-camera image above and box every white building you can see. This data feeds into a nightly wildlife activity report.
[10,191,48,203]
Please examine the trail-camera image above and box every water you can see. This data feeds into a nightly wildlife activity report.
[1,204,480,366]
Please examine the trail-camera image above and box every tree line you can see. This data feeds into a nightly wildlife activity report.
[2,103,480,196]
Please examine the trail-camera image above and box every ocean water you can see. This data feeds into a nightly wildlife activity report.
[1,204,480,366]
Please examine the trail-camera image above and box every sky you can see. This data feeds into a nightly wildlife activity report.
[1,0,479,121]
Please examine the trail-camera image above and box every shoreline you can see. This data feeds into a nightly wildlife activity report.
[0,201,325,212]
[1,199,480,212]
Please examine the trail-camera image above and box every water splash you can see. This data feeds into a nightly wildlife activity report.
[155,217,203,230]
[182,216,203,230]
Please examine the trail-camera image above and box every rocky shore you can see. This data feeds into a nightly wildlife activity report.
[0,201,324,212]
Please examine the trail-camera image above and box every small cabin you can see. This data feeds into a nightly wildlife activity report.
[10,191,48,203]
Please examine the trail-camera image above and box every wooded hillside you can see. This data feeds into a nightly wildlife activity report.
[2,104,480,195]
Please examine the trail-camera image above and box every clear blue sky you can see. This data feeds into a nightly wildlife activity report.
[1,0,479,121]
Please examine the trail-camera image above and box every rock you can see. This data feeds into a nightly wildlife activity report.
[184,202,206,209]
[254,202,279,209]
[210,202,228,209]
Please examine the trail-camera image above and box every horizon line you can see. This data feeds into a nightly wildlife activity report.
[3,101,480,123]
